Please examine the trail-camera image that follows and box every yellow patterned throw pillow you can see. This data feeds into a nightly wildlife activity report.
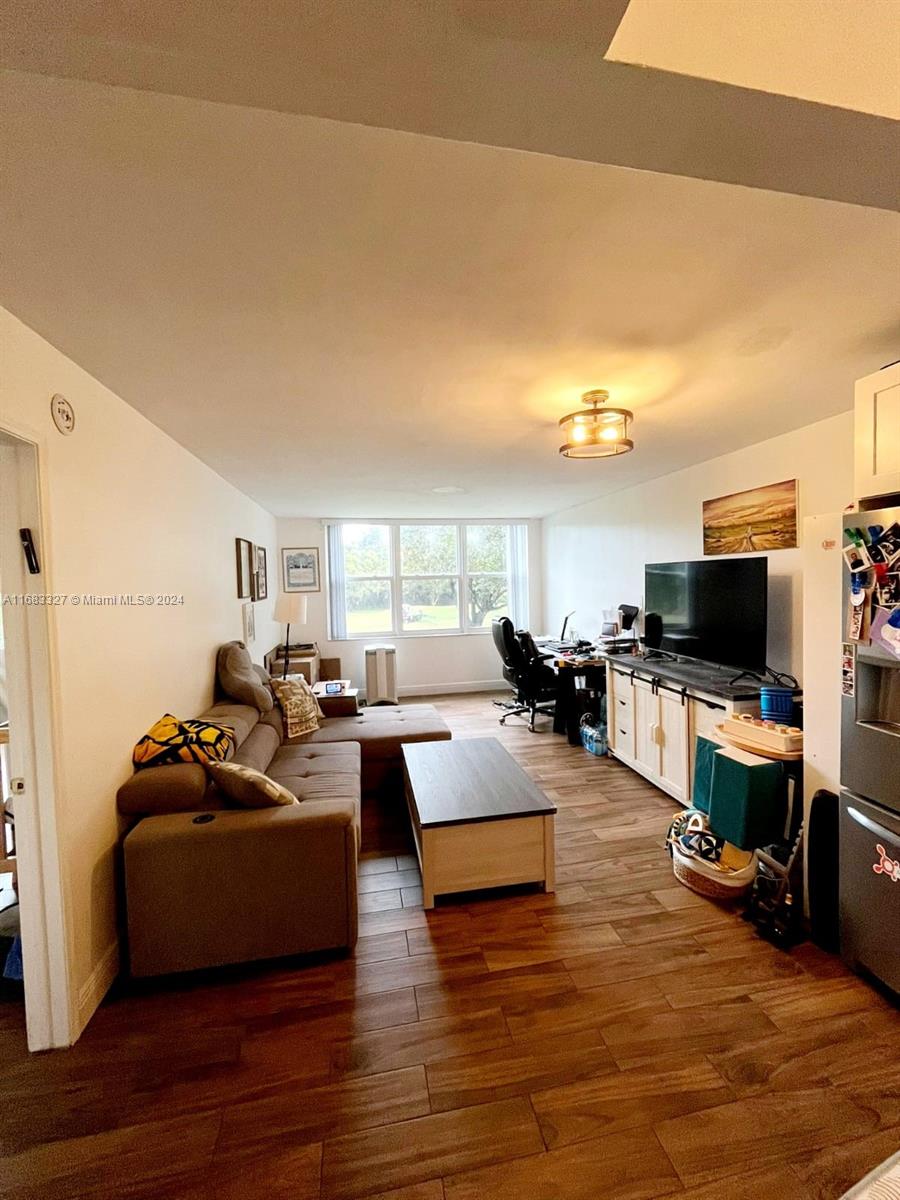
[270,676,322,738]
[205,760,296,808]
[132,714,235,771]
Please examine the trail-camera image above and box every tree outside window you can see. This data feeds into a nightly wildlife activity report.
[400,525,459,631]
[342,524,392,635]
[466,525,509,627]
[332,522,519,636]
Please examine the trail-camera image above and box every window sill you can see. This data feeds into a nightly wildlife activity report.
[331,628,495,642]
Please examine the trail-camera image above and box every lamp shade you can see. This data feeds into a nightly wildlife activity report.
[559,389,633,459]
[273,593,308,626]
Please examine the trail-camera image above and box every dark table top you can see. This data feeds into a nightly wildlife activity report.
[402,737,556,828]
[589,650,801,702]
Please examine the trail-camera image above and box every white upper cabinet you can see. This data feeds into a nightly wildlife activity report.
[855,362,900,502]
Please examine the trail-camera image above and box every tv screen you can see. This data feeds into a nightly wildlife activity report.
[644,558,767,673]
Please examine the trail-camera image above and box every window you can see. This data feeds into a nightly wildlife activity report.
[465,525,509,629]
[326,521,528,639]
[342,524,393,636]
[400,525,459,632]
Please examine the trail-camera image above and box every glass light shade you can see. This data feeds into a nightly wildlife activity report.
[558,390,633,459]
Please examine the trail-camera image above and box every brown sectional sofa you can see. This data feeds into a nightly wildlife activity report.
[118,645,451,977]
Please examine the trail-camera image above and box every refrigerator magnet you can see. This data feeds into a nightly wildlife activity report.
[847,591,872,643]
[871,606,900,660]
[843,543,872,573]
[841,643,856,696]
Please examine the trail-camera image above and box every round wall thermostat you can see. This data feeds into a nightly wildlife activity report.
[50,393,75,435]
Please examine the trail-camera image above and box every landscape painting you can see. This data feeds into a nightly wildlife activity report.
[702,479,798,555]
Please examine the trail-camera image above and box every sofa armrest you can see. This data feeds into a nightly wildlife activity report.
[117,763,214,817]
[124,800,358,976]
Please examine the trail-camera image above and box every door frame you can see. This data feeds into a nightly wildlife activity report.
[0,421,75,1049]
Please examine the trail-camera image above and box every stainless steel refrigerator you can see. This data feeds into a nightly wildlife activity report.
[840,503,900,993]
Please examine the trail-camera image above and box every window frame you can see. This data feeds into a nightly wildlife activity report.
[327,519,525,640]
[341,523,395,639]
[397,523,461,634]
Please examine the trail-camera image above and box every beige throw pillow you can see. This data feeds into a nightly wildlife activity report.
[270,675,322,738]
[205,760,296,807]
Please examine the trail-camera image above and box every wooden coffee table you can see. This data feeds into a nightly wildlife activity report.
[402,737,556,908]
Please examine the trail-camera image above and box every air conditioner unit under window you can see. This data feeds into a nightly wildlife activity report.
[364,644,398,705]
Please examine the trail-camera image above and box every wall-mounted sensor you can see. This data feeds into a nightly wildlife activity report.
[19,528,40,574]
[50,393,75,435]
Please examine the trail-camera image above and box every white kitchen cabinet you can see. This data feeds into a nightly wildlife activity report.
[855,362,900,502]
[657,686,690,804]
[606,662,757,806]
[607,666,635,763]
[633,678,660,780]
[608,666,690,802]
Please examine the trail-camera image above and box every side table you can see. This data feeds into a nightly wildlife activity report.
[312,682,359,718]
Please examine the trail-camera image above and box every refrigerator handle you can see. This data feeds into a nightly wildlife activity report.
[846,805,900,846]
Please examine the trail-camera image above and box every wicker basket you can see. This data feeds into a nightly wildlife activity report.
[670,843,758,902]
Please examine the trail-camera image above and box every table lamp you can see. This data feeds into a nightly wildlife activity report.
[273,593,308,679]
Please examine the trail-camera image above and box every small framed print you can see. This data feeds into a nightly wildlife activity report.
[235,538,254,599]
[242,601,256,645]
[282,547,320,593]
[254,545,268,601]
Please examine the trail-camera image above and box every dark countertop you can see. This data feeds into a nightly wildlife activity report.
[588,650,801,703]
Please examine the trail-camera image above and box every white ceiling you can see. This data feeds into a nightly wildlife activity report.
[3,71,897,518]
[1,0,899,518]
[2,0,897,210]
[608,0,900,119]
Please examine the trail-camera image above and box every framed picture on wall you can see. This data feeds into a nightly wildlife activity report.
[242,601,256,645]
[235,538,254,598]
[282,547,320,592]
[702,479,798,556]
[254,546,268,600]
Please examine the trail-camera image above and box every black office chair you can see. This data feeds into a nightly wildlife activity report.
[491,617,559,731]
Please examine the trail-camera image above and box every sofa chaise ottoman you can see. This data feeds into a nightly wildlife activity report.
[116,643,451,976]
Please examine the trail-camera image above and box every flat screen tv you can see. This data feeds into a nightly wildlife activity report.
[644,558,767,673]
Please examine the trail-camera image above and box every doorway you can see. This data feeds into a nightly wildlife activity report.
[0,429,73,1049]
[0,604,21,1000]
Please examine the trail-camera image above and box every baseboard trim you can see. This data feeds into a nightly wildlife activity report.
[395,680,505,698]
[76,939,119,1036]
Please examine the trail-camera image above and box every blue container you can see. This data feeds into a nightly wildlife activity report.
[580,715,607,757]
[760,686,794,723]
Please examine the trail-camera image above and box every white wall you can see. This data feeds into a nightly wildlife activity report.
[542,412,854,680]
[275,519,543,695]
[0,308,280,1038]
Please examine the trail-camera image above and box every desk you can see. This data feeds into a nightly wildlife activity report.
[550,656,608,745]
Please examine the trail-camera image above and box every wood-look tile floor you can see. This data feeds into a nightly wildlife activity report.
[1,694,897,1199]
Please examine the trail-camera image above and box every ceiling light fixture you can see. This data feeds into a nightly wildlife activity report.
[558,389,634,459]
[431,485,466,494]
